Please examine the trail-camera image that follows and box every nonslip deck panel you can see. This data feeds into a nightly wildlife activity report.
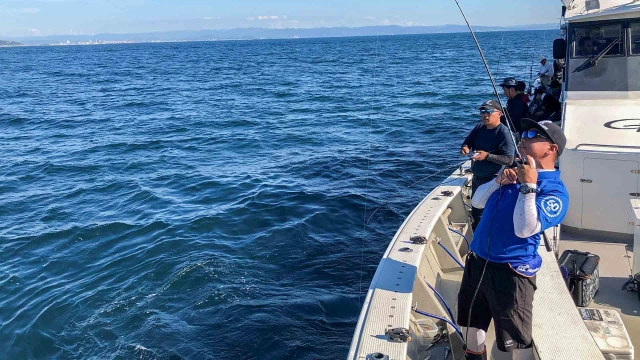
[348,168,472,359]
[532,246,605,360]
[560,235,640,356]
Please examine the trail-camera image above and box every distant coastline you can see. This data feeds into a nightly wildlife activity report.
[3,24,557,46]
[0,40,22,47]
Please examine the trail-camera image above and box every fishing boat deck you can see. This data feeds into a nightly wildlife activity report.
[559,227,640,353]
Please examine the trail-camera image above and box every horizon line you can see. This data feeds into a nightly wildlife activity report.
[3,23,557,40]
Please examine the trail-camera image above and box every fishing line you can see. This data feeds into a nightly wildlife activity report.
[369,138,460,179]
[363,130,472,222]
[359,32,380,307]
[365,159,468,225]
[451,1,531,354]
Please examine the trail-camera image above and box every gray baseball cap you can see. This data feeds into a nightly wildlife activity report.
[499,77,517,88]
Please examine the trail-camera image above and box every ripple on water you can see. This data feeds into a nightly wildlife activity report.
[0,31,553,359]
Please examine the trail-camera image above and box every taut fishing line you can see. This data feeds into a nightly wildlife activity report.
[359,32,380,307]
[451,0,530,356]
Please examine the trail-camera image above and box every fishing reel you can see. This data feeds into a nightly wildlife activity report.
[515,157,535,168]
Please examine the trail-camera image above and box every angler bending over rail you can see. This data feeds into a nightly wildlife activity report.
[458,119,569,360]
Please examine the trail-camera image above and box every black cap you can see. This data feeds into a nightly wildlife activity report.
[520,118,567,155]
[478,99,503,112]
[499,77,517,88]
[515,81,526,92]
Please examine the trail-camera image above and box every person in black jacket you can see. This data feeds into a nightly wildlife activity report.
[461,99,516,229]
[499,77,528,135]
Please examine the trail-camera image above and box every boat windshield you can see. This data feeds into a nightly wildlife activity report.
[632,22,640,55]
[572,23,623,58]
[566,21,640,92]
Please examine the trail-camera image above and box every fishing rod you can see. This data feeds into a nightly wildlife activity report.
[495,37,505,80]
[451,1,533,355]
[529,59,534,95]
[452,0,525,162]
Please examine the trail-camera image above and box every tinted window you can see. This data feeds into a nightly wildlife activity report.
[631,22,640,55]
[572,23,623,58]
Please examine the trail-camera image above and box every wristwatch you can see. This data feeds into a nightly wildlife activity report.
[519,184,537,194]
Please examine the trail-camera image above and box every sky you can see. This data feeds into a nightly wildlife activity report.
[0,0,563,38]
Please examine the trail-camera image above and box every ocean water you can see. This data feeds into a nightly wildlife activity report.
[0,31,554,360]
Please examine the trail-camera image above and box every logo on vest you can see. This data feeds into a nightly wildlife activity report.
[510,256,542,277]
[541,196,563,218]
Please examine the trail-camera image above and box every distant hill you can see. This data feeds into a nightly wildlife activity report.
[0,40,21,46]
[7,24,558,45]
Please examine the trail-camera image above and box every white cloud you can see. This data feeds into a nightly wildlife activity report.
[28,28,40,35]
[364,16,376,20]
[203,16,220,20]
[256,15,279,20]
[246,16,255,21]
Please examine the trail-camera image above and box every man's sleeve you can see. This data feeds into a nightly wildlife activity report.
[497,127,517,157]
[472,180,500,209]
[462,124,479,149]
[536,187,569,230]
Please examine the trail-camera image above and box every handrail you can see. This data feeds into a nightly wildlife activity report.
[574,143,640,150]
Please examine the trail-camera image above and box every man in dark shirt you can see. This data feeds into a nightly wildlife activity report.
[461,99,516,229]
[499,77,528,135]
[515,81,530,104]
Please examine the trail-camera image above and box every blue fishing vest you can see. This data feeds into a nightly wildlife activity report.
[469,170,569,276]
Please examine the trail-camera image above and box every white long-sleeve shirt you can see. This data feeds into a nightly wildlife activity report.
[539,61,554,77]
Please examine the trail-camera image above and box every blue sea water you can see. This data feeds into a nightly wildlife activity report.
[0,31,553,360]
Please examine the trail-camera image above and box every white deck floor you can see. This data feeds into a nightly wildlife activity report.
[559,228,640,354]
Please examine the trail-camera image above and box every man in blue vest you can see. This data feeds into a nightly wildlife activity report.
[457,119,569,360]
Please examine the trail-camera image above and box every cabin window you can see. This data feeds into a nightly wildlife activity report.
[572,23,623,58]
[631,22,640,55]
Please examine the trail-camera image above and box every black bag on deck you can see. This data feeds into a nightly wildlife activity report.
[558,250,600,307]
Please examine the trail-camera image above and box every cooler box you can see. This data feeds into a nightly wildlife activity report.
[580,308,634,360]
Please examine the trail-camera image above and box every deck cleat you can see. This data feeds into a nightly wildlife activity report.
[385,327,411,343]
[410,235,427,244]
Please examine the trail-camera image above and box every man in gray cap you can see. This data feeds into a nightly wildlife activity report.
[499,77,528,135]
[460,99,516,229]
